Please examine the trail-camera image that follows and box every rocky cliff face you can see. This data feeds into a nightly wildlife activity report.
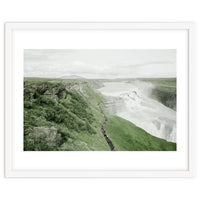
[29,127,62,145]
[151,87,176,111]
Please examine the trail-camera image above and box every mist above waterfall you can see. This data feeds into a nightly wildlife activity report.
[98,80,176,142]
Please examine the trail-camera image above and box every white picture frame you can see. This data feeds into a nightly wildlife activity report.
[5,22,196,178]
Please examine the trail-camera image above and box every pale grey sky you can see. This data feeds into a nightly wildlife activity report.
[24,49,176,79]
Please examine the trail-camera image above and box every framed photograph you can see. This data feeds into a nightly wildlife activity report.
[5,22,196,177]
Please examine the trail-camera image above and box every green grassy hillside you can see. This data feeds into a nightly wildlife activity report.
[24,78,176,151]
[105,115,176,151]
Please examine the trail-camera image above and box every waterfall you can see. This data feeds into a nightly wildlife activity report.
[98,80,176,142]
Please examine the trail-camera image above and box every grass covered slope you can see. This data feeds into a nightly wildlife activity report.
[24,79,109,151]
[105,115,176,151]
[24,78,176,151]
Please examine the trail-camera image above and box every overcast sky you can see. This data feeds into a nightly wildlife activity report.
[24,49,176,79]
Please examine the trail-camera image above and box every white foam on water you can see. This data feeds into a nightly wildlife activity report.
[98,80,176,142]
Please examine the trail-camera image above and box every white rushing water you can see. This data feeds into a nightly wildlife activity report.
[98,81,176,142]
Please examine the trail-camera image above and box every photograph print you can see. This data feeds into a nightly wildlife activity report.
[24,49,176,151]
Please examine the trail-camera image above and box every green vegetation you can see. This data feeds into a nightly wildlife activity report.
[145,78,176,110]
[24,78,176,151]
[24,80,98,151]
[105,115,176,151]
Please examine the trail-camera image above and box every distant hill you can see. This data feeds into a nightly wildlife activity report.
[60,75,85,79]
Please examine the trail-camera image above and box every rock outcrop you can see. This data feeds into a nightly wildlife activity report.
[27,126,62,148]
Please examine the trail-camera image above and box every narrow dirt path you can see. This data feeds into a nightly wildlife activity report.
[98,103,116,151]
